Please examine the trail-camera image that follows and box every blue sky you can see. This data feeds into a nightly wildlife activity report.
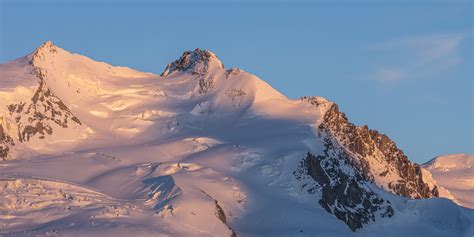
[0,0,472,163]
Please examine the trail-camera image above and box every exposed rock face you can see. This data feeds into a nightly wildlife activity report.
[300,96,330,107]
[0,124,15,160]
[5,43,82,143]
[161,48,225,94]
[215,200,237,237]
[295,151,394,231]
[199,189,237,237]
[197,77,214,94]
[226,89,246,107]
[294,100,438,230]
[161,48,224,78]
[8,78,81,142]
[1,41,83,160]
[225,67,242,79]
[319,103,438,199]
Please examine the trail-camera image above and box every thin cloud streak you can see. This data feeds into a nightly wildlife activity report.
[368,33,467,84]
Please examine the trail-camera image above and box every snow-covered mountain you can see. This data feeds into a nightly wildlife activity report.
[422,154,474,209]
[0,42,472,237]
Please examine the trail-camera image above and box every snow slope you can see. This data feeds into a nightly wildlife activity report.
[0,42,472,236]
[422,154,474,209]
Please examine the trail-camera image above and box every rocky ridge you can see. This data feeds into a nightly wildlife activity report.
[319,103,438,199]
[1,41,82,158]
[161,48,225,94]
[294,97,439,230]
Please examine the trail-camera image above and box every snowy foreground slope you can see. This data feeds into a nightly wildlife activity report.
[0,42,473,237]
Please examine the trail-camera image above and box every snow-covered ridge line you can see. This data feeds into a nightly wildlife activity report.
[0,41,472,236]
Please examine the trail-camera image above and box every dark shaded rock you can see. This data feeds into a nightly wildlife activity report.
[319,103,438,199]
[161,48,224,78]
[295,151,394,231]
[215,200,237,237]
[199,189,237,237]
[293,99,438,230]
[161,48,225,95]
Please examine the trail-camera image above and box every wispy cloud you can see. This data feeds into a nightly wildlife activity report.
[367,33,467,84]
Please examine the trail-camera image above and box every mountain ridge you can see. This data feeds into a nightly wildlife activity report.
[0,41,472,236]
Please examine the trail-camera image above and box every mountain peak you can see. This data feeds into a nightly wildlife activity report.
[34,41,59,55]
[161,48,225,77]
[30,41,61,65]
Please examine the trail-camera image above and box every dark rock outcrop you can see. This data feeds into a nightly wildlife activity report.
[200,189,237,237]
[8,78,81,142]
[215,200,237,237]
[4,41,82,143]
[319,103,438,199]
[0,124,15,160]
[161,48,224,78]
[294,100,438,231]
[295,150,394,231]
[161,48,225,94]
[225,67,242,79]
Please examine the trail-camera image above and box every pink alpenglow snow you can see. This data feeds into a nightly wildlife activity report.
[0,42,473,237]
